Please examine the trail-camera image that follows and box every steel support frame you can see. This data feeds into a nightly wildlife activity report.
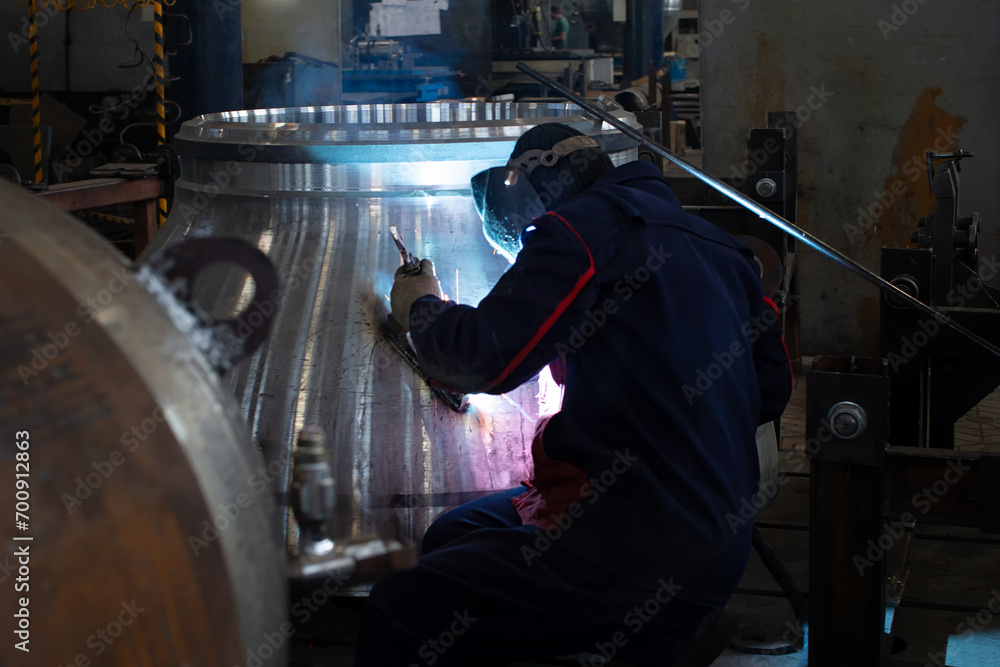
[671,111,800,370]
[880,248,1000,449]
[880,155,1000,449]
[808,356,1000,666]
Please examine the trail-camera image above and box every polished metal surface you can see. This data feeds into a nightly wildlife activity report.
[142,102,640,558]
[0,182,285,665]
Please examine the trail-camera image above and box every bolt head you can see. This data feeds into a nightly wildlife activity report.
[756,178,777,198]
[826,401,868,440]
[833,414,859,437]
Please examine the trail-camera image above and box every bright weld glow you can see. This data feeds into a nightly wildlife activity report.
[407,161,474,188]
[466,393,493,411]
[536,365,564,417]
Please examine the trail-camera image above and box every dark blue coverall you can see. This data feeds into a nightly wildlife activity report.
[357,161,793,666]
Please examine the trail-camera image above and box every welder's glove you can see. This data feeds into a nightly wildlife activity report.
[390,259,443,330]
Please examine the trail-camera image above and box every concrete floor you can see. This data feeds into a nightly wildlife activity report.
[289,366,1000,667]
[718,367,1000,667]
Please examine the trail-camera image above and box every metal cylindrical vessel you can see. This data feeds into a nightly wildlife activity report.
[615,87,651,113]
[143,103,640,560]
[0,183,285,665]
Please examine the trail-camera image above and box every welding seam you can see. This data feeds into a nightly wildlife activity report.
[514,62,1000,363]
[483,211,595,392]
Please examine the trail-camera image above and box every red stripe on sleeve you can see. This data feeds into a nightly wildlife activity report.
[483,212,595,391]
[763,295,795,390]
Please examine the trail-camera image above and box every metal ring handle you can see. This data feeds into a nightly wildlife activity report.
[147,237,280,371]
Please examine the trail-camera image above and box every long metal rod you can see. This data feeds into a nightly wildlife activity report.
[515,61,1000,361]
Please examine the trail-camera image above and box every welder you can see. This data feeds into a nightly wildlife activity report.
[356,123,793,666]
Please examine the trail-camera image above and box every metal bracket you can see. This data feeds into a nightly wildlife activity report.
[806,357,889,467]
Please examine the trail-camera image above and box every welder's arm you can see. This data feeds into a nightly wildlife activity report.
[754,296,794,425]
[407,216,598,395]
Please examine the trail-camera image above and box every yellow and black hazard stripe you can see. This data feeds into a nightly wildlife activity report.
[29,0,43,185]
[91,212,134,226]
[153,1,168,225]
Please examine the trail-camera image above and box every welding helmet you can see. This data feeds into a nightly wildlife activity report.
[471,134,603,263]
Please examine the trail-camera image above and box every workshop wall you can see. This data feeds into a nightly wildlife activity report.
[1,4,156,93]
[242,0,342,64]
[700,0,1000,356]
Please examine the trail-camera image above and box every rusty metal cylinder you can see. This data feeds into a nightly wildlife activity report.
[0,182,286,666]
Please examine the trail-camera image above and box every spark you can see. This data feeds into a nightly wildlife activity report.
[500,392,534,421]
[384,294,390,301]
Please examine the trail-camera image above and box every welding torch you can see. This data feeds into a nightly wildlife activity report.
[385,225,470,412]
[389,225,421,275]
